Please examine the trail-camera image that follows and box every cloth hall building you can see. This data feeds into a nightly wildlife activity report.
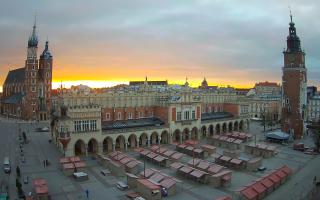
[52,82,250,157]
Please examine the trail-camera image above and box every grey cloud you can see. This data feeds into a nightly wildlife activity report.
[0,0,319,87]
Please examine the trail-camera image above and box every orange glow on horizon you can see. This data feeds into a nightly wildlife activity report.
[51,79,254,89]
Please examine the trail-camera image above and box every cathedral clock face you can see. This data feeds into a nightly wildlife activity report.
[288,55,295,63]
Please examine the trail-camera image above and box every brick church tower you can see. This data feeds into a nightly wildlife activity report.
[38,40,53,120]
[24,20,39,120]
[281,13,307,139]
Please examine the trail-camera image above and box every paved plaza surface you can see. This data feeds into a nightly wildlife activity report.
[0,116,319,200]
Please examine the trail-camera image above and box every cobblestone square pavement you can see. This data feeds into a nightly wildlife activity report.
[0,117,319,200]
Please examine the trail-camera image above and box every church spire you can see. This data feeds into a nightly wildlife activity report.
[28,15,38,48]
[286,10,301,53]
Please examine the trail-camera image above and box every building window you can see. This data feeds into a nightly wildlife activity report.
[105,113,110,121]
[90,120,97,130]
[139,111,143,118]
[192,110,195,119]
[32,86,36,92]
[177,111,182,121]
[128,112,133,119]
[184,111,190,120]
[117,112,121,120]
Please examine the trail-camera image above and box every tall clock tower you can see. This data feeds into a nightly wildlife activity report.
[281,13,307,139]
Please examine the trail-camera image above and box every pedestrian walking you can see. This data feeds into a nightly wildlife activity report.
[85,189,89,199]
[43,160,46,167]
[16,166,21,177]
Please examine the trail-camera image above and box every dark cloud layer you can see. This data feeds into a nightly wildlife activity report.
[0,0,319,88]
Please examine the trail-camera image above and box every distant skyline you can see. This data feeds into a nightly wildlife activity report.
[0,0,319,92]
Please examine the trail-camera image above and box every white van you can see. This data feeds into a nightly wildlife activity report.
[3,157,11,173]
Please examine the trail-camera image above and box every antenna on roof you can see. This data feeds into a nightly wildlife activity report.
[289,6,293,23]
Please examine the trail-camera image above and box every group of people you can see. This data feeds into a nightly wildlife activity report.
[42,159,50,167]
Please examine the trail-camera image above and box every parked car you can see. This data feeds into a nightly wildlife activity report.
[293,143,305,151]
[116,181,128,190]
[3,157,11,174]
[258,166,267,172]
[23,176,28,184]
[36,127,49,132]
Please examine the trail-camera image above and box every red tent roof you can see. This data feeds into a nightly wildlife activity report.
[197,161,210,170]
[150,173,165,183]
[241,187,258,200]
[251,182,267,194]
[280,165,292,175]
[126,160,140,169]
[187,158,201,166]
[60,157,70,164]
[159,178,176,189]
[35,185,49,195]
[177,144,187,149]
[33,179,47,187]
[62,163,75,169]
[260,178,274,189]
[190,169,207,178]
[201,144,216,150]
[268,174,281,183]
[140,168,155,178]
[151,145,159,152]
[163,150,175,157]
[275,170,287,179]
[154,155,166,162]
[137,179,161,190]
[230,159,243,165]
[194,148,204,153]
[171,152,183,160]
[208,165,224,174]
[170,162,184,170]
[69,156,81,162]
[179,166,194,174]
[220,156,232,162]
[185,146,194,151]
[74,161,86,168]
[140,150,150,156]
[120,157,132,164]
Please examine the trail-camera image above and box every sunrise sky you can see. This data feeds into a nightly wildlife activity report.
[0,0,319,92]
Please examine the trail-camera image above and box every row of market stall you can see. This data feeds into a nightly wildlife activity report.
[170,161,232,187]
[245,144,277,158]
[237,165,293,200]
[175,144,212,158]
[209,135,244,150]
[59,156,86,176]
[225,132,252,142]
[212,153,262,171]
[126,168,181,200]
[97,151,143,174]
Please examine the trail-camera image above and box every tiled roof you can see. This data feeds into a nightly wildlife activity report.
[102,117,164,130]
[255,81,279,87]
[4,68,25,85]
[3,93,24,104]
[201,112,233,121]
